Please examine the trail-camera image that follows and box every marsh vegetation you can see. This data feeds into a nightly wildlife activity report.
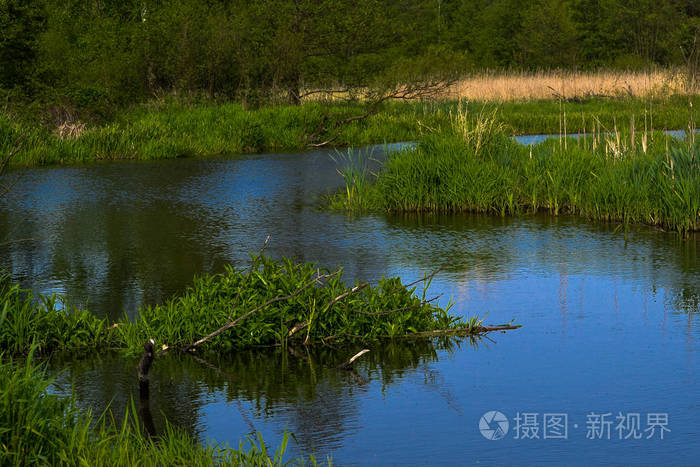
[330,103,700,233]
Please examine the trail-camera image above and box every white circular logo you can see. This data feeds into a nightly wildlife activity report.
[479,411,509,440]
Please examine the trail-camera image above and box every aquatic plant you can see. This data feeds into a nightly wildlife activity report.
[0,254,499,358]
[331,108,700,233]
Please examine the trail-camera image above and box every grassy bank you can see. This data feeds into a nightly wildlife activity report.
[330,106,700,233]
[0,255,481,357]
[1,349,301,466]
[1,95,698,167]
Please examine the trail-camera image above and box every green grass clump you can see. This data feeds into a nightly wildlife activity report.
[330,108,700,233]
[0,277,117,355]
[0,255,473,357]
[0,348,301,466]
[0,101,426,166]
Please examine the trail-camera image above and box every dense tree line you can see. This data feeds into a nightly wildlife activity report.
[0,0,698,113]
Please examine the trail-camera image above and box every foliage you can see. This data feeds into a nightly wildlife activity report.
[0,254,472,357]
[1,97,699,167]
[0,0,698,117]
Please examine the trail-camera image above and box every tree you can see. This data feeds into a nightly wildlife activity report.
[0,0,44,90]
[517,0,579,69]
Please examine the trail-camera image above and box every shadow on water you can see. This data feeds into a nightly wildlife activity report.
[48,337,480,454]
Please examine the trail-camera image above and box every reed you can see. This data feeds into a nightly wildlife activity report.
[331,109,700,233]
[440,69,687,101]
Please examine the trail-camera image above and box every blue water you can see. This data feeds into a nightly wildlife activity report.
[514,128,700,145]
[1,145,698,465]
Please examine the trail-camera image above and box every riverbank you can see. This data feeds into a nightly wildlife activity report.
[1,95,698,167]
[329,106,700,233]
[1,348,302,466]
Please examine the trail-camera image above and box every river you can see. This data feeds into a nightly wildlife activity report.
[1,144,698,465]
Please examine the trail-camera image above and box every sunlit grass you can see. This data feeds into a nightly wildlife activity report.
[0,254,473,357]
[330,108,700,233]
[1,96,698,166]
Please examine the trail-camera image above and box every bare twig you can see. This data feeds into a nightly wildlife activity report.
[325,282,369,310]
[403,266,444,289]
[287,321,308,338]
[185,271,338,351]
[307,80,453,148]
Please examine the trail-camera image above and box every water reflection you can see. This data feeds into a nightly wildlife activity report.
[1,152,698,320]
[2,146,699,464]
[49,338,474,456]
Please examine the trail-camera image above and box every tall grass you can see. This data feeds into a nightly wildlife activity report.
[1,96,698,167]
[331,108,700,233]
[0,255,471,357]
[0,348,303,466]
[328,147,382,211]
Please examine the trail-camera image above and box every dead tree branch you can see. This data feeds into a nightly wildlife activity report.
[408,324,521,337]
[306,80,454,148]
[403,266,444,289]
[352,295,441,316]
[337,349,370,370]
[325,282,369,310]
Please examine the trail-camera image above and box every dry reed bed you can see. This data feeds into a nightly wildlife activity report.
[442,70,691,101]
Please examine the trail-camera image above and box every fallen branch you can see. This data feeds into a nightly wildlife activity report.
[408,324,521,337]
[337,349,370,370]
[300,282,370,345]
[185,271,338,352]
[307,80,452,148]
[325,282,369,310]
[287,321,308,338]
[403,266,444,289]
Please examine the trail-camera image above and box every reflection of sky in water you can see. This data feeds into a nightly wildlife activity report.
[515,128,700,145]
[3,145,698,465]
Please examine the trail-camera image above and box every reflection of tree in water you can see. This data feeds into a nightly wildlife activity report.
[49,337,478,452]
[49,353,205,438]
